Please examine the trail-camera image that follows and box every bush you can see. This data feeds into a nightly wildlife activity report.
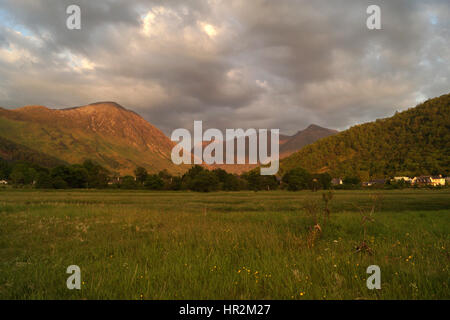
[144,174,164,190]
[52,177,69,189]
[10,163,37,185]
[343,176,361,186]
[282,167,311,191]
[188,170,220,192]
[36,172,53,189]
[134,167,148,185]
[119,176,138,189]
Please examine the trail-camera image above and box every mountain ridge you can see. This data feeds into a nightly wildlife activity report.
[280,124,338,157]
[0,102,185,175]
[279,93,450,179]
[0,102,338,175]
[194,123,338,174]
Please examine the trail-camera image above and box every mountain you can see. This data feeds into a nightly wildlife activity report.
[0,102,186,175]
[0,136,66,167]
[280,93,450,180]
[280,124,338,157]
[205,125,337,174]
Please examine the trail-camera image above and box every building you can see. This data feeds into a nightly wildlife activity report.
[413,176,432,185]
[362,179,386,187]
[331,178,343,185]
[430,175,446,186]
[393,176,412,183]
[0,180,7,185]
[413,175,445,186]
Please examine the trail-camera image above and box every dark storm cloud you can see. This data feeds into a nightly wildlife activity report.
[0,0,448,135]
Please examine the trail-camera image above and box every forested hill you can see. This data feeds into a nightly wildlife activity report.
[280,93,450,179]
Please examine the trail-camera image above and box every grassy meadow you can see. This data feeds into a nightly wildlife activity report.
[0,188,448,300]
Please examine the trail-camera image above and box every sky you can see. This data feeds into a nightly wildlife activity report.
[0,0,448,135]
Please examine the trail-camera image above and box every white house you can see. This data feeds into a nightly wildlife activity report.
[430,175,446,186]
[413,175,445,186]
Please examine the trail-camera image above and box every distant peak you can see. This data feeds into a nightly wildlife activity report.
[305,124,323,130]
[303,124,338,133]
[87,101,125,109]
[65,101,123,109]
[292,124,323,135]
[63,101,131,113]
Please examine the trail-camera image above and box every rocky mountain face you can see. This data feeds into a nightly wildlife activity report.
[0,101,338,175]
[0,102,185,175]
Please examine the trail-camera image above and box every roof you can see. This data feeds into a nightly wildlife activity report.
[415,176,432,182]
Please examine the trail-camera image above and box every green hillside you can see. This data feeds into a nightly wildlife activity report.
[0,136,66,168]
[280,93,450,179]
[0,103,187,175]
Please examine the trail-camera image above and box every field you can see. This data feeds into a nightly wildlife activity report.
[0,189,449,300]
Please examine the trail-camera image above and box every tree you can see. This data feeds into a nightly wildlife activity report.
[68,165,89,188]
[212,169,242,191]
[50,165,88,188]
[52,176,68,189]
[36,172,53,189]
[314,172,332,190]
[259,175,279,191]
[144,174,164,190]
[134,167,148,185]
[188,171,220,192]
[83,160,110,188]
[343,176,361,186]
[120,176,138,189]
[0,159,11,180]
[50,165,72,184]
[168,176,182,190]
[158,169,172,180]
[158,169,173,190]
[242,170,261,191]
[282,167,311,191]
[242,170,278,191]
[184,165,205,179]
[10,163,37,185]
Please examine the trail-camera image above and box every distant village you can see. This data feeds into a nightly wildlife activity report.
[331,175,449,187]
[1,173,449,189]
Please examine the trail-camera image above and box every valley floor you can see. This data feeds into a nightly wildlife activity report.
[0,189,449,299]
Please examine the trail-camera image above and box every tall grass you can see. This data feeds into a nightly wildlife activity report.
[0,189,448,299]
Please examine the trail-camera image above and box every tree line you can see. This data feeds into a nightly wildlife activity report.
[2,158,446,192]
[0,159,110,189]
[0,158,336,192]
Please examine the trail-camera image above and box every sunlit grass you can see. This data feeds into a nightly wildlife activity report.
[0,189,448,299]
